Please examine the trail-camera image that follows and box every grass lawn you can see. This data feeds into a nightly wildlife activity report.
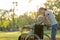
[0,31,20,40]
[44,29,60,38]
[0,30,60,40]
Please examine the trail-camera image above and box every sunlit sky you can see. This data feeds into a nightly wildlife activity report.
[0,0,46,15]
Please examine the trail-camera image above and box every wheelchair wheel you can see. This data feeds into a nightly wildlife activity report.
[25,34,41,40]
[18,35,21,40]
[43,33,50,40]
[18,35,26,40]
[18,33,28,40]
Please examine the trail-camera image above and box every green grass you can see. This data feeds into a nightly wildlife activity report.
[44,29,60,35]
[44,30,60,38]
[0,30,60,40]
[0,31,21,40]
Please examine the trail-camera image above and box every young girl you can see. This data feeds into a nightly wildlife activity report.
[38,7,58,40]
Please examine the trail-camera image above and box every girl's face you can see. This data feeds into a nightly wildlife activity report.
[39,9,45,14]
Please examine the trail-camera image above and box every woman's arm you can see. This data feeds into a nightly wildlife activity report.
[37,14,48,24]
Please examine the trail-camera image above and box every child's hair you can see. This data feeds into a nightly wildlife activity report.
[39,7,47,10]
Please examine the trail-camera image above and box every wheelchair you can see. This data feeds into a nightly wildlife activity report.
[18,24,50,40]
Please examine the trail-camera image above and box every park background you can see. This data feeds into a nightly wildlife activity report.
[0,0,60,40]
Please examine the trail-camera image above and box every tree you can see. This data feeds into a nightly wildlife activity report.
[0,9,7,27]
[17,13,35,27]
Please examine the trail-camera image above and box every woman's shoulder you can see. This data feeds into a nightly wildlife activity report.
[45,10,53,14]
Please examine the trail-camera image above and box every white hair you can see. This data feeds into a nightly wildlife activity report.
[37,15,43,22]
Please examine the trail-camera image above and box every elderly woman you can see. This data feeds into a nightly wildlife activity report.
[34,15,44,40]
